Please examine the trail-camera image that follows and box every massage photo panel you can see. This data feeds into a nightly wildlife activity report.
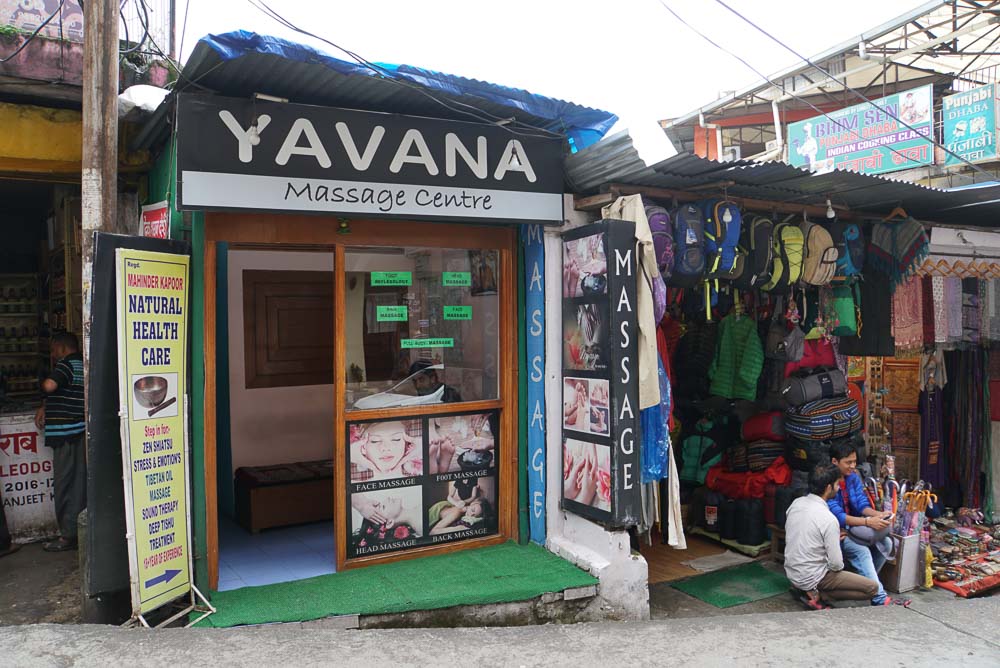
[562,438,611,513]
[563,232,607,298]
[345,411,499,560]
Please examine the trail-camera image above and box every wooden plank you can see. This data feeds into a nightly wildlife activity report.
[606,183,855,220]
[499,233,519,540]
[204,240,219,591]
[334,244,348,572]
[346,399,503,422]
[573,192,615,212]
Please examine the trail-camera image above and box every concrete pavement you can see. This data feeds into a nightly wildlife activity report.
[2,597,998,667]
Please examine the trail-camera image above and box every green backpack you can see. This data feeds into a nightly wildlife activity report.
[831,283,861,337]
[761,222,804,294]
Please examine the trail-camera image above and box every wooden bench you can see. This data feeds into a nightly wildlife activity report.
[235,460,334,533]
[768,524,786,563]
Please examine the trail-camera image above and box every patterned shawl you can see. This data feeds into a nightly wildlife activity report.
[892,276,924,354]
[869,218,930,289]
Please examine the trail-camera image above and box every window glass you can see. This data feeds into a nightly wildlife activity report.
[345,246,500,410]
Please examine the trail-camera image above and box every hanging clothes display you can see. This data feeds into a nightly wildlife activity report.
[919,350,948,489]
[921,276,936,345]
[932,275,948,344]
[962,278,980,345]
[891,276,923,354]
[868,217,930,289]
[708,310,764,401]
[837,267,895,356]
[946,277,964,345]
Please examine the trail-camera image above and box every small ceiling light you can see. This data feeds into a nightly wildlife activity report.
[826,199,836,219]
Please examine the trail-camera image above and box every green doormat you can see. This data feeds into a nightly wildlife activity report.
[670,561,789,608]
[194,541,596,627]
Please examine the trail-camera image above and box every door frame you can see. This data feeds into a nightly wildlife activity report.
[203,214,518,587]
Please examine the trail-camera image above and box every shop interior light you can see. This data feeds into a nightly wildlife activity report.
[826,199,836,219]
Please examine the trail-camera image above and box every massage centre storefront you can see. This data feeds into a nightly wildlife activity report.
[168,92,567,599]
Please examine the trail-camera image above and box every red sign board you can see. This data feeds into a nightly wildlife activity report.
[141,201,169,239]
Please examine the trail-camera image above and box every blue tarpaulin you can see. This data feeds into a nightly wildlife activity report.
[188,31,618,150]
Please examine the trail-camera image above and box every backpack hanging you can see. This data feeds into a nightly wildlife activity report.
[668,203,706,288]
[735,215,774,292]
[645,204,676,282]
[831,283,862,336]
[799,220,838,286]
[702,199,744,279]
[761,222,804,293]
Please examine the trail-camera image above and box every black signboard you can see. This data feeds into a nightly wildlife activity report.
[175,93,564,224]
[345,410,499,559]
[561,220,641,527]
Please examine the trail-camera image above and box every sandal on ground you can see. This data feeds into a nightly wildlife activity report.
[43,538,77,552]
[797,592,831,611]
[0,543,21,558]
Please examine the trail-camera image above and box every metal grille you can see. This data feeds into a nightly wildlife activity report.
[120,0,174,59]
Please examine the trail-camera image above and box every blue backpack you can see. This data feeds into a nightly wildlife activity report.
[702,199,744,279]
[668,203,706,288]
[828,220,865,284]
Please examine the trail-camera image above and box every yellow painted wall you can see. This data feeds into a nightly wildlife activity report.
[0,102,82,174]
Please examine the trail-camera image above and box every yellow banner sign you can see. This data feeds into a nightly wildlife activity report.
[116,249,191,615]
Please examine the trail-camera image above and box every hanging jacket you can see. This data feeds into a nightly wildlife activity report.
[602,195,661,410]
[709,312,764,401]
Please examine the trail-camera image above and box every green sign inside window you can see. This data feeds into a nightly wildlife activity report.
[401,338,454,349]
[443,305,472,320]
[376,305,408,321]
[442,271,472,287]
[371,271,412,287]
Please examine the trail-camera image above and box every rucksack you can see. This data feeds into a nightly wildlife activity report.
[702,200,744,279]
[828,220,866,284]
[761,222,804,294]
[668,203,706,287]
[735,216,774,292]
[645,204,676,281]
[799,220,838,286]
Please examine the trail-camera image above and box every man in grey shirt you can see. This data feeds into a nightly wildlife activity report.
[784,464,879,609]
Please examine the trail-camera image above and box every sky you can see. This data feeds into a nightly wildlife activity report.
[179,0,924,160]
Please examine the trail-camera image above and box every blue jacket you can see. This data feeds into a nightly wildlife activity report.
[826,471,871,528]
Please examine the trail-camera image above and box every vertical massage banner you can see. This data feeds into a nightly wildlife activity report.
[116,249,191,616]
[561,220,641,527]
[522,224,546,544]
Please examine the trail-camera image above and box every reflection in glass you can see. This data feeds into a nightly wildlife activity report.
[345,246,499,410]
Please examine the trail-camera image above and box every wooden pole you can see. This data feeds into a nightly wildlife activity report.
[81,0,119,397]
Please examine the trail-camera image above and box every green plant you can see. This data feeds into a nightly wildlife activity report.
[0,24,21,39]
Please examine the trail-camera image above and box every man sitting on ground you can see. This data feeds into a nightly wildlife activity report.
[828,440,896,606]
[784,463,879,610]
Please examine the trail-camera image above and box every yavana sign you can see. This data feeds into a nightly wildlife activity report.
[176,94,565,223]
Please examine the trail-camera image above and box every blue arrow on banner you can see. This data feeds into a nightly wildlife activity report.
[144,569,182,589]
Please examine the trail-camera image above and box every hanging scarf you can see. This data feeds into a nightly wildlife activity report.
[921,275,935,345]
[980,279,989,343]
[869,217,930,289]
[933,275,947,344]
[962,278,980,345]
[946,277,964,344]
[892,276,923,354]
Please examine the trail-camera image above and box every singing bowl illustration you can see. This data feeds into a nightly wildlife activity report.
[133,375,169,408]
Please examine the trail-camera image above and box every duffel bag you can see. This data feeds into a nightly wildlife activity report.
[775,485,808,527]
[747,440,785,472]
[785,397,861,441]
[725,442,750,473]
[784,438,832,472]
[741,411,786,442]
[738,498,766,546]
[780,367,847,407]
[705,456,792,499]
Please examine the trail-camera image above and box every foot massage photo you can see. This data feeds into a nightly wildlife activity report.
[427,413,497,474]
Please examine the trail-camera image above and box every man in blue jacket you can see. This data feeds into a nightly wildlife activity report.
[828,440,895,605]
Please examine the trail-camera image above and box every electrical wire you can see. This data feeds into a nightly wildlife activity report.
[0,0,66,63]
[244,0,563,139]
[120,0,150,56]
[711,0,1000,182]
[657,0,934,172]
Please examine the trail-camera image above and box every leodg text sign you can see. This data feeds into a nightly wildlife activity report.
[116,249,191,615]
[176,93,564,223]
[787,85,934,175]
[943,84,998,165]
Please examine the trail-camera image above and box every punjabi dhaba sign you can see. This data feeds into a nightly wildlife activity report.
[943,84,999,166]
[176,93,564,224]
[787,85,934,175]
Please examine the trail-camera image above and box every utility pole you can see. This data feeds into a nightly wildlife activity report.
[81,0,119,397]
[80,0,120,624]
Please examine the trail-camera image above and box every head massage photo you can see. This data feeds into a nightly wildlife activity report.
[562,439,611,512]
[350,486,424,552]
[563,303,608,372]
[427,412,497,475]
[563,233,607,298]
[350,419,423,482]
[563,377,610,436]
[426,477,497,535]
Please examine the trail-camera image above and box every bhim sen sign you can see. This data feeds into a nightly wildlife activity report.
[176,93,565,224]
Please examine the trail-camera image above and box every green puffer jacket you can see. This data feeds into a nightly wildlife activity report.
[709,312,764,401]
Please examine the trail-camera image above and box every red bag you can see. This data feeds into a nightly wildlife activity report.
[741,411,786,442]
[705,457,792,500]
[784,338,835,377]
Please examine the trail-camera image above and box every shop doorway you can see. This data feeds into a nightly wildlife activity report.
[215,247,337,590]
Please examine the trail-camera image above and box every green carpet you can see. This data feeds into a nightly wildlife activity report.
[194,541,597,627]
[670,562,789,608]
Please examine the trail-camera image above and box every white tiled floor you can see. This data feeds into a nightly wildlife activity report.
[217,516,335,591]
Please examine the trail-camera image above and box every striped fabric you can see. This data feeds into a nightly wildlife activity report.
[785,397,861,442]
[45,352,85,445]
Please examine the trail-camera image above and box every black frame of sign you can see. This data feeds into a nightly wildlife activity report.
[344,409,501,560]
[560,220,641,528]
